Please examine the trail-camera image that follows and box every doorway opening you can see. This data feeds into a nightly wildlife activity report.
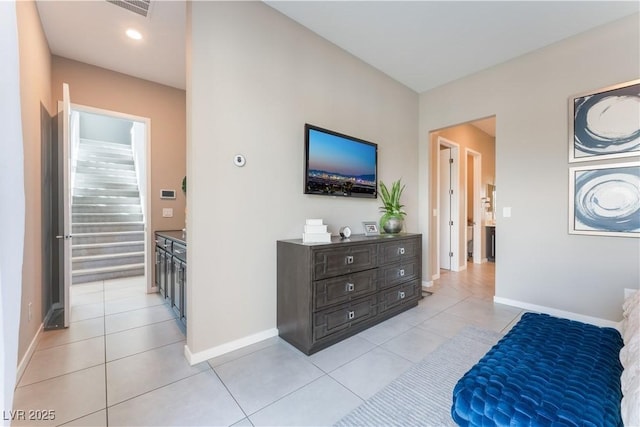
[428,116,496,293]
[437,137,460,273]
[69,104,152,294]
[466,148,482,265]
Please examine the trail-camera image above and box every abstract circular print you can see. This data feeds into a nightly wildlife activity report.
[573,82,640,159]
[574,166,640,233]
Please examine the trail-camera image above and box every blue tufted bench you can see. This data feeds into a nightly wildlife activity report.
[451,312,624,426]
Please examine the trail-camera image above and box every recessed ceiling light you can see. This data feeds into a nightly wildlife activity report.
[126,29,142,40]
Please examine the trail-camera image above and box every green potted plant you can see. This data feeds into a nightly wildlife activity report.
[379,179,406,234]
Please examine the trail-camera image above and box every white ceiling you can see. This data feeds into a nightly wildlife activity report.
[36,1,638,95]
[36,0,186,90]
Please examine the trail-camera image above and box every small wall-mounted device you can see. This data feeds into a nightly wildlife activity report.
[160,189,176,200]
[234,154,246,167]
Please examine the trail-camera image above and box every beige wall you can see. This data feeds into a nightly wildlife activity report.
[51,56,187,236]
[419,14,640,321]
[16,0,51,362]
[430,124,496,270]
[188,1,419,358]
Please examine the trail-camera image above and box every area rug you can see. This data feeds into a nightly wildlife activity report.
[335,326,502,427]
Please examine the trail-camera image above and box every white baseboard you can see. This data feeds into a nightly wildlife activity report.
[493,296,619,329]
[431,273,440,280]
[422,280,433,288]
[16,322,43,384]
[184,328,279,365]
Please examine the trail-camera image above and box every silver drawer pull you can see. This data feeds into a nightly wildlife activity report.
[398,247,405,255]
[346,282,355,292]
[348,310,355,320]
[174,249,185,254]
[346,255,354,265]
[399,291,406,299]
[399,269,405,277]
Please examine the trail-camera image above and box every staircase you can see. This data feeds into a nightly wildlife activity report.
[71,138,145,284]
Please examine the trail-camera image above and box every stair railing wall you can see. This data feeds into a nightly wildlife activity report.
[131,122,147,223]
[69,110,80,195]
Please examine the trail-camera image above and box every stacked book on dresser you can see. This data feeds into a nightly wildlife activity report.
[302,219,331,243]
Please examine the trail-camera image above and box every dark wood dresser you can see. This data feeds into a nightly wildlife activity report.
[277,233,422,355]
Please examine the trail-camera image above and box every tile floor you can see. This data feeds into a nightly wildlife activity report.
[12,262,523,427]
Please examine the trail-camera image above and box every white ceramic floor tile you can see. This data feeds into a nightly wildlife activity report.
[417,292,465,313]
[308,335,376,373]
[108,370,245,426]
[103,276,146,289]
[19,337,105,386]
[249,375,362,427]
[105,319,185,361]
[12,366,106,426]
[214,342,324,415]
[329,347,413,400]
[71,290,105,307]
[445,297,522,332]
[106,341,209,405]
[37,317,105,350]
[59,409,107,426]
[392,302,440,326]
[70,301,105,322]
[70,282,103,296]
[381,326,448,363]
[417,311,480,337]
[231,418,254,427]
[207,336,280,368]
[357,315,414,345]
[105,303,176,334]
[104,293,164,315]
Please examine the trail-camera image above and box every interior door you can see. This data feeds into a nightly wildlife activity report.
[58,83,72,327]
[439,148,452,271]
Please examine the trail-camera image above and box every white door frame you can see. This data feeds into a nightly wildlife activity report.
[465,148,483,264]
[437,136,461,272]
[70,103,154,293]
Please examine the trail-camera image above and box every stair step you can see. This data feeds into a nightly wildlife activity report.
[73,195,141,205]
[79,145,132,156]
[76,154,134,166]
[80,138,131,148]
[73,251,144,270]
[76,159,135,171]
[72,213,143,223]
[75,174,138,185]
[72,222,144,233]
[72,204,142,214]
[72,263,144,284]
[72,241,144,257]
[73,187,140,197]
[74,181,139,190]
[76,166,136,176]
[72,231,145,245]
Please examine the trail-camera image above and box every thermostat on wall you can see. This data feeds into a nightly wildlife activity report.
[160,189,176,200]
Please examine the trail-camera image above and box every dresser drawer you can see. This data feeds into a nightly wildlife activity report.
[155,236,172,251]
[313,295,377,341]
[172,242,186,261]
[314,269,378,310]
[379,259,420,289]
[378,280,421,314]
[378,238,420,264]
[313,245,377,280]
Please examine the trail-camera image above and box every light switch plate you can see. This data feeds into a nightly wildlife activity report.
[503,207,512,218]
[162,208,173,218]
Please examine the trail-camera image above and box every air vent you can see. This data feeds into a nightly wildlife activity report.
[106,0,151,18]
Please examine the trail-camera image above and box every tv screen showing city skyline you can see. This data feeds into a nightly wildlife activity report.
[305,125,377,198]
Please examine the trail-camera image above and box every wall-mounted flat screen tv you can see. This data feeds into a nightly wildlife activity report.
[304,124,377,198]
